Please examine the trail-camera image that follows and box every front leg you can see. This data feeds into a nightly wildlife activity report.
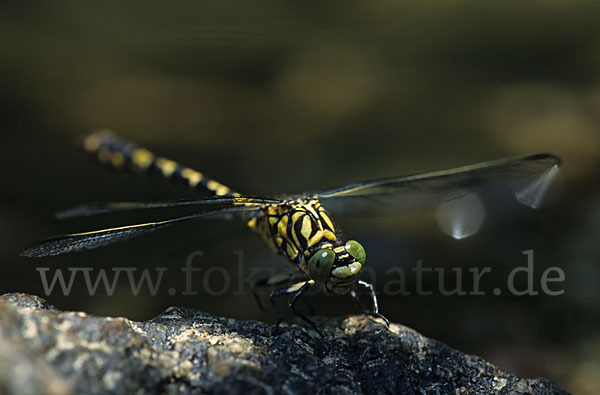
[253,272,297,321]
[271,279,322,336]
[350,280,390,328]
[253,271,310,320]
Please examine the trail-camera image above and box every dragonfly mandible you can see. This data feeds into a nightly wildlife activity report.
[21,131,561,336]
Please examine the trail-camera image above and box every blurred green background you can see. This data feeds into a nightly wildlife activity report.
[1,2,599,393]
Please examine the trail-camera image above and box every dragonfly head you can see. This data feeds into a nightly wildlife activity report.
[308,240,366,294]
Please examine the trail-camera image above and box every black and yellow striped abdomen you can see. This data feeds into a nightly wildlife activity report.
[248,197,338,273]
[82,131,236,197]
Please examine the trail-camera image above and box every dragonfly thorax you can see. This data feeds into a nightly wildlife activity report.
[247,197,341,269]
[247,195,367,294]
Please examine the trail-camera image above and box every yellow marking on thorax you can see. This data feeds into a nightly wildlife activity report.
[247,217,257,229]
[305,203,321,222]
[277,216,289,238]
[304,202,316,213]
[307,230,323,247]
[319,209,335,232]
[291,211,304,223]
[333,246,345,253]
[307,228,337,247]
[155,157,177,177]
[286,244,298,259]
[322,229,336,241]
[132,148,154,169]
[300,216,312,240]
[181,168,204,187]
[290,212,304,248]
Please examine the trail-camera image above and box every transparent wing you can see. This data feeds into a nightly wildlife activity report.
[21,206,260,258]
[314,154,561,239]
[55,196,282,219]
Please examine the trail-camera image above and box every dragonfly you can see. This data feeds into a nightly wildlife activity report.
[21,131,561,336]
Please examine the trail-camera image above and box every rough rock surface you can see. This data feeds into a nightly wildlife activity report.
[0,293,567,394]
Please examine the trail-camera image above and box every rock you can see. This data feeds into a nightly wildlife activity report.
[0,293,567,395]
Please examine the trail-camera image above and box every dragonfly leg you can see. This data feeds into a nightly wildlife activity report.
[251,286,268,322]
[253,272,302,321]
[351,280,390,328]
[270,280,322,336]
[350,289,367,311]
[288,280,322,337]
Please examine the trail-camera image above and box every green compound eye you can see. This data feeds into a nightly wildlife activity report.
[308,249,335,282]
[345,240,366,264]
